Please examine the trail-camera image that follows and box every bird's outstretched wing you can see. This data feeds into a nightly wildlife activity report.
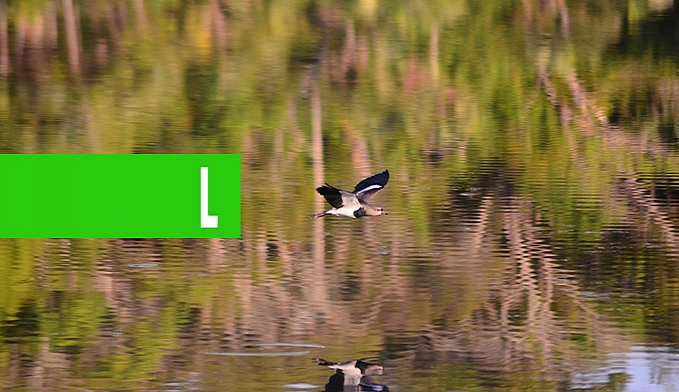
[316,184,344,208]
[316,184,362,210]
[353,170,389,202]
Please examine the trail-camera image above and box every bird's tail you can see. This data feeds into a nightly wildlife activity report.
[309,212,327,220]
[312,357,335,366]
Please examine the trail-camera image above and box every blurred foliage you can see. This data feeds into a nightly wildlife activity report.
[0,0,679,390]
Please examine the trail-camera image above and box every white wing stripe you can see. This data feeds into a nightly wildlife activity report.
[356,184,383,194]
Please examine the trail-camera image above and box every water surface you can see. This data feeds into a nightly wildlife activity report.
[2,0,679,390]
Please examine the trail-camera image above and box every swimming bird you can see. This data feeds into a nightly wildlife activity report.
[310,170,390,219]
[312,358,384,389]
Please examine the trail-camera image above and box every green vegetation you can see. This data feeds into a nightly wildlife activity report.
[1,0,679,390]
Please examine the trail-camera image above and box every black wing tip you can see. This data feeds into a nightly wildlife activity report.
[373,169,390,183]
[316,184,344,208]
[373,169,389,178]
[353,169,390,194]
[316,184,339,195]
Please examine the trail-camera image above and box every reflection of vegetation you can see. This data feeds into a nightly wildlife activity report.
[1,0,679,390]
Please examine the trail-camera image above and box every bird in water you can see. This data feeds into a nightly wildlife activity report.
[310,170,390,219]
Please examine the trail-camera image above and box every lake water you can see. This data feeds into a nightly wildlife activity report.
[2,0,679,391]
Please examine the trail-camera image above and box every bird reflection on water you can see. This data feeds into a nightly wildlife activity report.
[313,358,390,392]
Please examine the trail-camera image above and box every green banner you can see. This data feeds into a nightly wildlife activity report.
[0,154,240,238]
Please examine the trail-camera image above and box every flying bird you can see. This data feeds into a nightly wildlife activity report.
[310,170,390,219]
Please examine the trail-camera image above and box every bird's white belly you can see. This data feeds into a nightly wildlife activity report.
[327,207,357,218]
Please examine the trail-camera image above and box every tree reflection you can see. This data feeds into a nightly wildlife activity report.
[1,0,679,390]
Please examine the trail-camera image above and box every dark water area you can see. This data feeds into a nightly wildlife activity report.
[2,0,679,391]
